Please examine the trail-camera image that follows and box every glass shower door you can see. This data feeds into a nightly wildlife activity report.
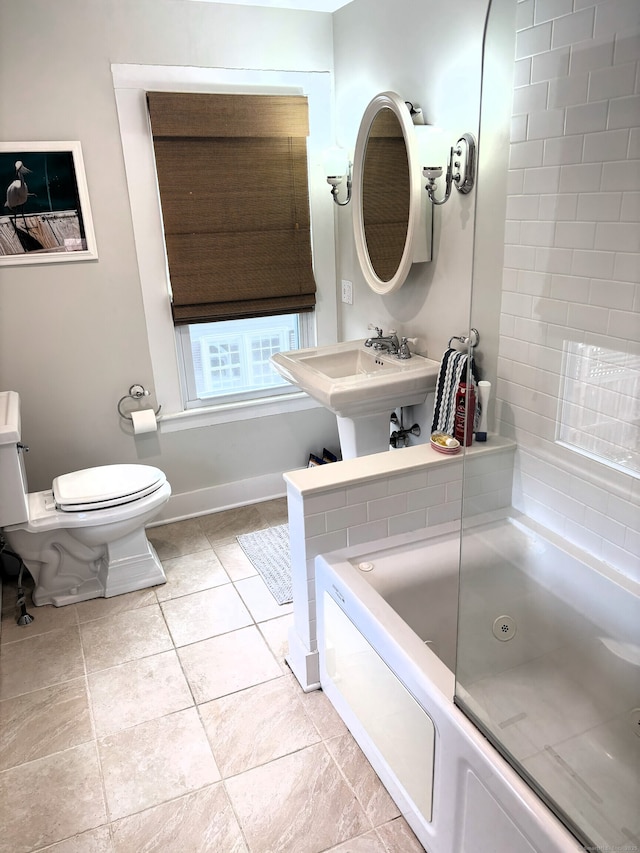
[455,0,640,849]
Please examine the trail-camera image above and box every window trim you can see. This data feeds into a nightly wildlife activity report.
[112,64,338,430]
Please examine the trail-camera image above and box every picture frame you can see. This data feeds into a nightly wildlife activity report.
[0,141,98,265]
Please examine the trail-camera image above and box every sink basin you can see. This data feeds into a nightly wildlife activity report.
[271,340,440,458]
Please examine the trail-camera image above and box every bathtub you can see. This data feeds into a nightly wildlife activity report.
[315,511,639,853]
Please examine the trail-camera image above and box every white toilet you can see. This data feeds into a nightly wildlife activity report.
[0,390,171,607]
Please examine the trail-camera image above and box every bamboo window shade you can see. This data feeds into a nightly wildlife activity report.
[146,92,316,325]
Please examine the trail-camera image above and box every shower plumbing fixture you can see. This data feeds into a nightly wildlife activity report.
[423,133,476,205]
[117,384,162,422]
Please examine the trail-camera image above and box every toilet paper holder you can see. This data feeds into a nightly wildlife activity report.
[117,385,162,422]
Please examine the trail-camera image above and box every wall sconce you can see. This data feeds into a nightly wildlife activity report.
[325,146,352,206]
[423,133,476,205]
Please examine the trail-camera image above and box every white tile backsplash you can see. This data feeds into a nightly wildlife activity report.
[516,23,553,60]
[500,0,639,584]
[576,191,622,220]
[531,45,570,81]
[620,191,640,220]
[551,8,595,48]
[582,129,629,162]
[588,62,636,101]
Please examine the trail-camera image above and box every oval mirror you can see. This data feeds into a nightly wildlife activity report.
[353,92,431,295]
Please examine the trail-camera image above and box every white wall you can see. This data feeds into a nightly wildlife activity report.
[330,0,495,440]
[0,0,339,508]
[496,0,640,581]
[332,0,492,360]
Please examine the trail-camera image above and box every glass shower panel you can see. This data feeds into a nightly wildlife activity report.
[455,0,640,851]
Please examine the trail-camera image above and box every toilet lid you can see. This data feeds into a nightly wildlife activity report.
[53,464,166,511]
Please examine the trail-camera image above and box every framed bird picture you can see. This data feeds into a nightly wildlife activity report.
[0,141,98,265]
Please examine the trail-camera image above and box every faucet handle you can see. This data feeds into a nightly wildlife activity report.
[368,324,383,337]
[398,337,412,359]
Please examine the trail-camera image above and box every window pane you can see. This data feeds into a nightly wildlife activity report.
[185,314,301,402]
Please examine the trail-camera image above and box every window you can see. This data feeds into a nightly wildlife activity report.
[112,64,336,429]
[146,92,317,407]
[178,314,307,406]
[557,341,640,477]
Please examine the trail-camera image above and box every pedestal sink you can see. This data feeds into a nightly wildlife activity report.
[271,341,440,458]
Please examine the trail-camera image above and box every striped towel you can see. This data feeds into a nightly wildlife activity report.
[431,348,481,436]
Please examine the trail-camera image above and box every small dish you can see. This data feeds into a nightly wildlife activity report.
[430,432,461,454]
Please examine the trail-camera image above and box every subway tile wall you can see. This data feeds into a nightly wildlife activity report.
[499,0,639,582]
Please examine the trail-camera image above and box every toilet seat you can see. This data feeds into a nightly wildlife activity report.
[53,464,166,512]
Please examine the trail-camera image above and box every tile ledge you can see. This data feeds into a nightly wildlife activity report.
[284,435,516,496]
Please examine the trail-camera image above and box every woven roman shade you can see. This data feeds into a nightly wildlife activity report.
[147,92,316,324]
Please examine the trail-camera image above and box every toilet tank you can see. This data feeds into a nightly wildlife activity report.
[0,391,30,527]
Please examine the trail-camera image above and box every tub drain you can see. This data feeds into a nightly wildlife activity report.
[493,615,517,642]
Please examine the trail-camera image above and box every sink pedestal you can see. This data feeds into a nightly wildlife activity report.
[336,413,391,460]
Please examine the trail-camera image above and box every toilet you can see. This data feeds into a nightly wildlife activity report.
[0,390,171,606]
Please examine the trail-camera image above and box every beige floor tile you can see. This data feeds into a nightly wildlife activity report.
[257,613,294,673]
[0,677,92,771]
[161,584,252,647]
[326,830,388,852]
[234,575,293,623]
[147,518,211,560]
[375,816,425,851]
[111,783,247,853]
[33,826,114,853]
[200,676,320,777]
[0,595,77,645]
[256,497,289,526]
[80,605,173,673]
[99,707,220,821]
[0,742,106,853]
[214,541,258,581]
[325,733,400,825]
[155,549,230,601]
[75,588,158,624]
[198,505,268,545]
[177,625,282,703]
[225,741,371,853]
[88,650,193,738]
[299,685,349,739]
[0,626,84,701]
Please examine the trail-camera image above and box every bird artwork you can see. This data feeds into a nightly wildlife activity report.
[5,160,35,229]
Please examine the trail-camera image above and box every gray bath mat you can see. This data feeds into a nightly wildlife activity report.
[237,523,292,605]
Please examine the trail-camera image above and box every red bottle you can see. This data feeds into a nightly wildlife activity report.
[454,382,476,446]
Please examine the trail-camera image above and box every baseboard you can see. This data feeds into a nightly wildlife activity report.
[151,470,290,526]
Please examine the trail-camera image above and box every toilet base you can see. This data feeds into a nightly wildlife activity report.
[5,524,167,607]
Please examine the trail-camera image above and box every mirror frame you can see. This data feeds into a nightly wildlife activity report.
[352,91,431,295]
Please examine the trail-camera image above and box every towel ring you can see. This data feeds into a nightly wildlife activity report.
[117,384,162,422]
[448,328,479,349]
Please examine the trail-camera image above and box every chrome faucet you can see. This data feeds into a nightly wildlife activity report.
[364,326,400,356]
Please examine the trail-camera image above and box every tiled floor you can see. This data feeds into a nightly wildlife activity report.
[0,499,424,853]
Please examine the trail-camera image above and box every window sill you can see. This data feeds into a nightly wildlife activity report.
[159,391,320,433]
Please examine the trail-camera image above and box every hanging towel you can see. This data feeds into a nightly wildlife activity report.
[431,348,481,436]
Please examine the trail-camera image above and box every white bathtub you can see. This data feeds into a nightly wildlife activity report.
[315,511,640,853]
